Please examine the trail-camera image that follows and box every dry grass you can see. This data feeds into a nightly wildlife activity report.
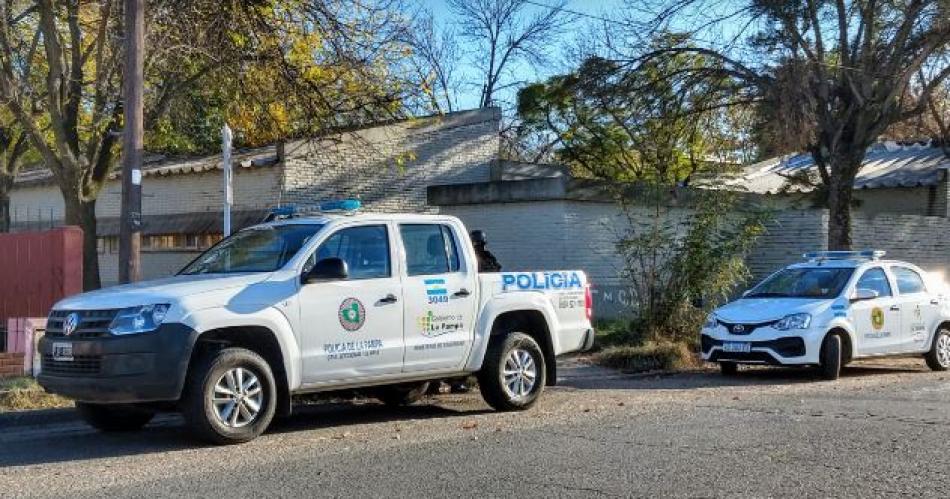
[595,341,701,372]
[0,377,72,412]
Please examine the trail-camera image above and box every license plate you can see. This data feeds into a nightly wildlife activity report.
[52,342,73,362]
[722,342,751,353]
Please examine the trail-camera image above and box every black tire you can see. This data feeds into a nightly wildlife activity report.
[478,332,546,411]
[76,402,155,432]
[182,347,277,445]
[925,328,950,371]
[720,361,739,376]
[819,333,843,381]
[374,382,430,407]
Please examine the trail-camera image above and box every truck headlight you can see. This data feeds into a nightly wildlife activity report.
[703,314,719,329]
[109,304,170,335]
[774,313,811,331]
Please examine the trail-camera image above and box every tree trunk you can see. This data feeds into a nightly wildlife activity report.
[63,191,101,291]
[826,178,853,250]
[0,175,11,233]
[823,149,866,251]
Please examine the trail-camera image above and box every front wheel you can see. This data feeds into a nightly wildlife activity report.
[819,333,842,381]
[478,332,546,411]
[182,347,277,445]
[76,402,155,432]
[925,328,950,371]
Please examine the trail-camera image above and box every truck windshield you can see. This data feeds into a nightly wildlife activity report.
[179,224,324,275]
[745,267,854,299]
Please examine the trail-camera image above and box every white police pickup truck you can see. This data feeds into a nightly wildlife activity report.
[701,251,950,380]
[38,203,594,444]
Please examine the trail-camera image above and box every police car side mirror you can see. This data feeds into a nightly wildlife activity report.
[851,288,879,302]
[303,257,348,284]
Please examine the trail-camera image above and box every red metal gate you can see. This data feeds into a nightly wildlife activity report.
[0,227,83,328]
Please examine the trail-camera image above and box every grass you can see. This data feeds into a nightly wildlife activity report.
[0,377,72,412]
[595,341,700,372]
[593,319,702,373]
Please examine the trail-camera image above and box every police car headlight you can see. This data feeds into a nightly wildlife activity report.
[774,313,811,331]
[703,314,719,329]
[109,304,170,335]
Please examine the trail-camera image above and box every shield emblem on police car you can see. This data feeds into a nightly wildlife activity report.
[63,313,80,336]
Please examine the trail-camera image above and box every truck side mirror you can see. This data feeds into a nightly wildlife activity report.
[851,288,879,302]
[303,257,348,284]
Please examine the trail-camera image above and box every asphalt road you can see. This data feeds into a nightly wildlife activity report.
[2,357,949,498]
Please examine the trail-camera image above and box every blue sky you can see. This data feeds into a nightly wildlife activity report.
[421,0,627,110]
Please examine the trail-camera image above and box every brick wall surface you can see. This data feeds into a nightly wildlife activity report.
[281,112,498,213]
[0,352,25,378]
[9,168,282,224]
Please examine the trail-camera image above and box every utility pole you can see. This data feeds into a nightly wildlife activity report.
[222,124,233,237]
[119,0,144,283]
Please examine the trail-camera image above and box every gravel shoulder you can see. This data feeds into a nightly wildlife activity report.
[1,357,947,497]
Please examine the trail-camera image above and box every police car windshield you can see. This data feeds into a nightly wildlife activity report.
[745,267,854,299]
[180,224,323,275]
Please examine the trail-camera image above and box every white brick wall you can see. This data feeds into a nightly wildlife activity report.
[9,167,281,224]
[281,112,498,213]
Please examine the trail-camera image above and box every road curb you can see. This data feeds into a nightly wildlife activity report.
[0,407,78,428]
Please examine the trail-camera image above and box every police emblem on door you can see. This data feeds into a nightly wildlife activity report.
[338,298,365,331]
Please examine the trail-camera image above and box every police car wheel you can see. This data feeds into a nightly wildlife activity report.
[819,333,842,381]
[374,382,431,406]
[478,332,546,411]
[76,402,155,432]
[182,347,277,445]
[719,362,739,376]
[925,328,950,371]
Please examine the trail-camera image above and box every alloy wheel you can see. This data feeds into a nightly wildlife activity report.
[212,367,263,428]
[502,348,538,400]
[938,334,950,368]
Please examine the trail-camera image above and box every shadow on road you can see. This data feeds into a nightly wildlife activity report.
[0,400,490,468]
[557,359,927,391]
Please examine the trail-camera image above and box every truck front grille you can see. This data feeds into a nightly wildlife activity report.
[46,310,119,339]
[41,355,102,375]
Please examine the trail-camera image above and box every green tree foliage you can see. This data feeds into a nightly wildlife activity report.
[518,44,768,343]
[0,0,425,288]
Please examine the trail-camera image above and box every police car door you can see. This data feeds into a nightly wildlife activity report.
[891,266,935,352]
[851,266,902,355]
[398,222,477,372]
[297,223,405,384]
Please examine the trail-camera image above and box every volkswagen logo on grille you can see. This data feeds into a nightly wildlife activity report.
[732,324,745,334]
[63,313,81,336]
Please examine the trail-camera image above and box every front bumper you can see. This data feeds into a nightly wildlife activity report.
[37,323,198,403]
[700,326,823,365]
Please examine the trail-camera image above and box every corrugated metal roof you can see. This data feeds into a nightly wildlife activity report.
[14,145,280,186]
[725,142,950,194]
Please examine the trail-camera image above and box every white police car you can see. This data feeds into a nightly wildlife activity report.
[701,251,950,380]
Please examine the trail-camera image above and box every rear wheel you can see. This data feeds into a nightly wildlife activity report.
[478,332,546,411]
[374,382,430,407]
[76,402,155,432]
[182,347,276,445]
[719,361,739,376]
[819,333,842,381]
[925,328,950,371]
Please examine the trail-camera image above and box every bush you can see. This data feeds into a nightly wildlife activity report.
[595,341,699,372]
[0,377,72,411]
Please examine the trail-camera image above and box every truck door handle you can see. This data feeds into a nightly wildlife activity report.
[931,299,940,305]
[453,289,471,298]
[379,294,398,304]
[889,305,900,311]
